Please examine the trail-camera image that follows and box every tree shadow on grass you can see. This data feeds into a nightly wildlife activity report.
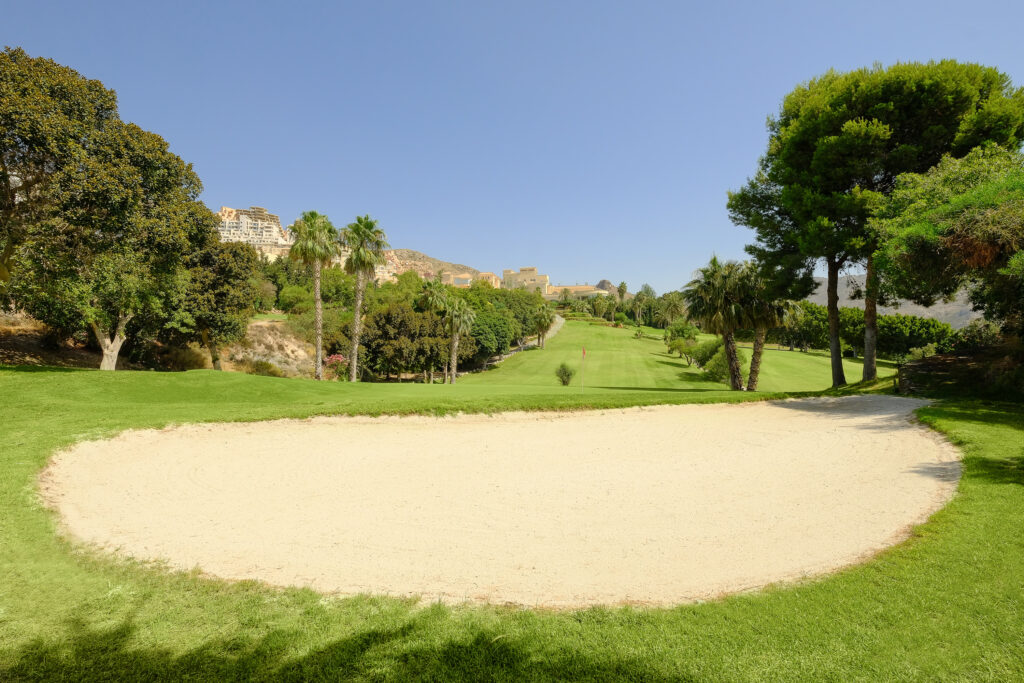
[0,364,81,373]
[1,616,687,682]
[591,385,724,394]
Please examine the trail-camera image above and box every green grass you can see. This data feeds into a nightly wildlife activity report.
[463,321,893,394]
[1,323,1021,680]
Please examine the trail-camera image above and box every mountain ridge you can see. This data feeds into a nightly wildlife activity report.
[806,275,979,328]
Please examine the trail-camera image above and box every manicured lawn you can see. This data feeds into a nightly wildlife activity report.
[463,321,893,394]
[1,327,1021,680]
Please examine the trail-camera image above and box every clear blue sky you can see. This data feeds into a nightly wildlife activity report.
[6,1,1024,293]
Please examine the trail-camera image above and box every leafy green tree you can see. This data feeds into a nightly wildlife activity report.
[682,257,747,390]
[288,211,340,380]
[469,309,516,364]
[875,145,1024,335]
[183,241,260,369]
[320,267,355,306]
[664,319,699,345]
[590,295,609,319]
[10,120,215,370]
[277,285,313,313]
[444,296,476,383]
[730,61,1024,386]
[617,281,628,303]
[339,214,389,382]
[0,48,118,290]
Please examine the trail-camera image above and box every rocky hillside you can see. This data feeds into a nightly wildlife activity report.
[807,275,979,328]
[387,249,481,279]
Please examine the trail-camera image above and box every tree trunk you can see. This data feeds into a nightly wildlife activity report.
[349,270,365,382]
[314,261,324,380]
[862,253,879,382]
[826,259,847,387]
[747,327,766,391]
[90,314,131,372]
[201,328,222,370]
[449,334,459,384]
[723,331,744,390]
[0,241,14,285]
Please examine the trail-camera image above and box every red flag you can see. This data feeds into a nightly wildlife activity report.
[582,346,586,359]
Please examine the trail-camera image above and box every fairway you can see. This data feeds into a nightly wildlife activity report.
[461,320,893,394]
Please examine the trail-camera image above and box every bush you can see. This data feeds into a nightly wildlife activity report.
[278,285,313,313]
[243,359,285,377]
[691,338,723,368]
[703,345,749,384]
[953,319,1003,352]
[614,312,628,324]
[908,343,938,360]
[665,319,699,344]
[324,353,348,380]
[555,362,575,386]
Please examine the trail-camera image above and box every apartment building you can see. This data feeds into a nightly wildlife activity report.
[502,267,550,292]
[215,206,293,258]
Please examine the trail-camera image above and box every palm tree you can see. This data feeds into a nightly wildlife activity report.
[420,277,449,382]
[444,297,476,384]
[617,281,628,303]
[655,291,687,327]
[533,305,556,348]
[682,256,747,390]
[741,265,791,392]
[339,215,389,382]
[288,211,340,380]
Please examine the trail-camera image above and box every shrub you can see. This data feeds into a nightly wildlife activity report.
[665,319,699,344]
[691,338,723,368]
[908,343,938,360]
[703,346,749,384]
[243,359,285,377]
[555,362,575,386]
[953,319,1003,352]
[324,353,348,380]
[614,312,628,324]
[278,285,313,313]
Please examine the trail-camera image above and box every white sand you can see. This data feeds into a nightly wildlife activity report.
[40,395,959,608]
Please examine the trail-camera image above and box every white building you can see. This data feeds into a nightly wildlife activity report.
[215,206,293,258]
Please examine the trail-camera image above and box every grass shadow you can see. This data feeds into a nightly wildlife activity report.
[1,615,687,682]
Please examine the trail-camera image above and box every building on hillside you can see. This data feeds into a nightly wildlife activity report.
[476,272,501,288]
[543,284,610,301]
[440,272,477,288]
[502,267,550,292]
[215,206,293,259]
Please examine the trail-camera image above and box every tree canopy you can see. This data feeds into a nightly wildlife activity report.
[730,60,1024,385]
[874,144,1024,334]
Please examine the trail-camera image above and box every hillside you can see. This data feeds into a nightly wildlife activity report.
[807,276,979,328]
[386,249,482,279]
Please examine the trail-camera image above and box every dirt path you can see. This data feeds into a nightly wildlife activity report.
[41,395,959,608]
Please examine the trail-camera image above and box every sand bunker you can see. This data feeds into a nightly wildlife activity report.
[41,395,959,607]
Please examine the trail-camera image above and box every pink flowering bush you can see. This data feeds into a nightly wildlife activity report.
[324,354,348,380]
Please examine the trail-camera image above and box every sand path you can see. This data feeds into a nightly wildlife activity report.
[41,395,959,607]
